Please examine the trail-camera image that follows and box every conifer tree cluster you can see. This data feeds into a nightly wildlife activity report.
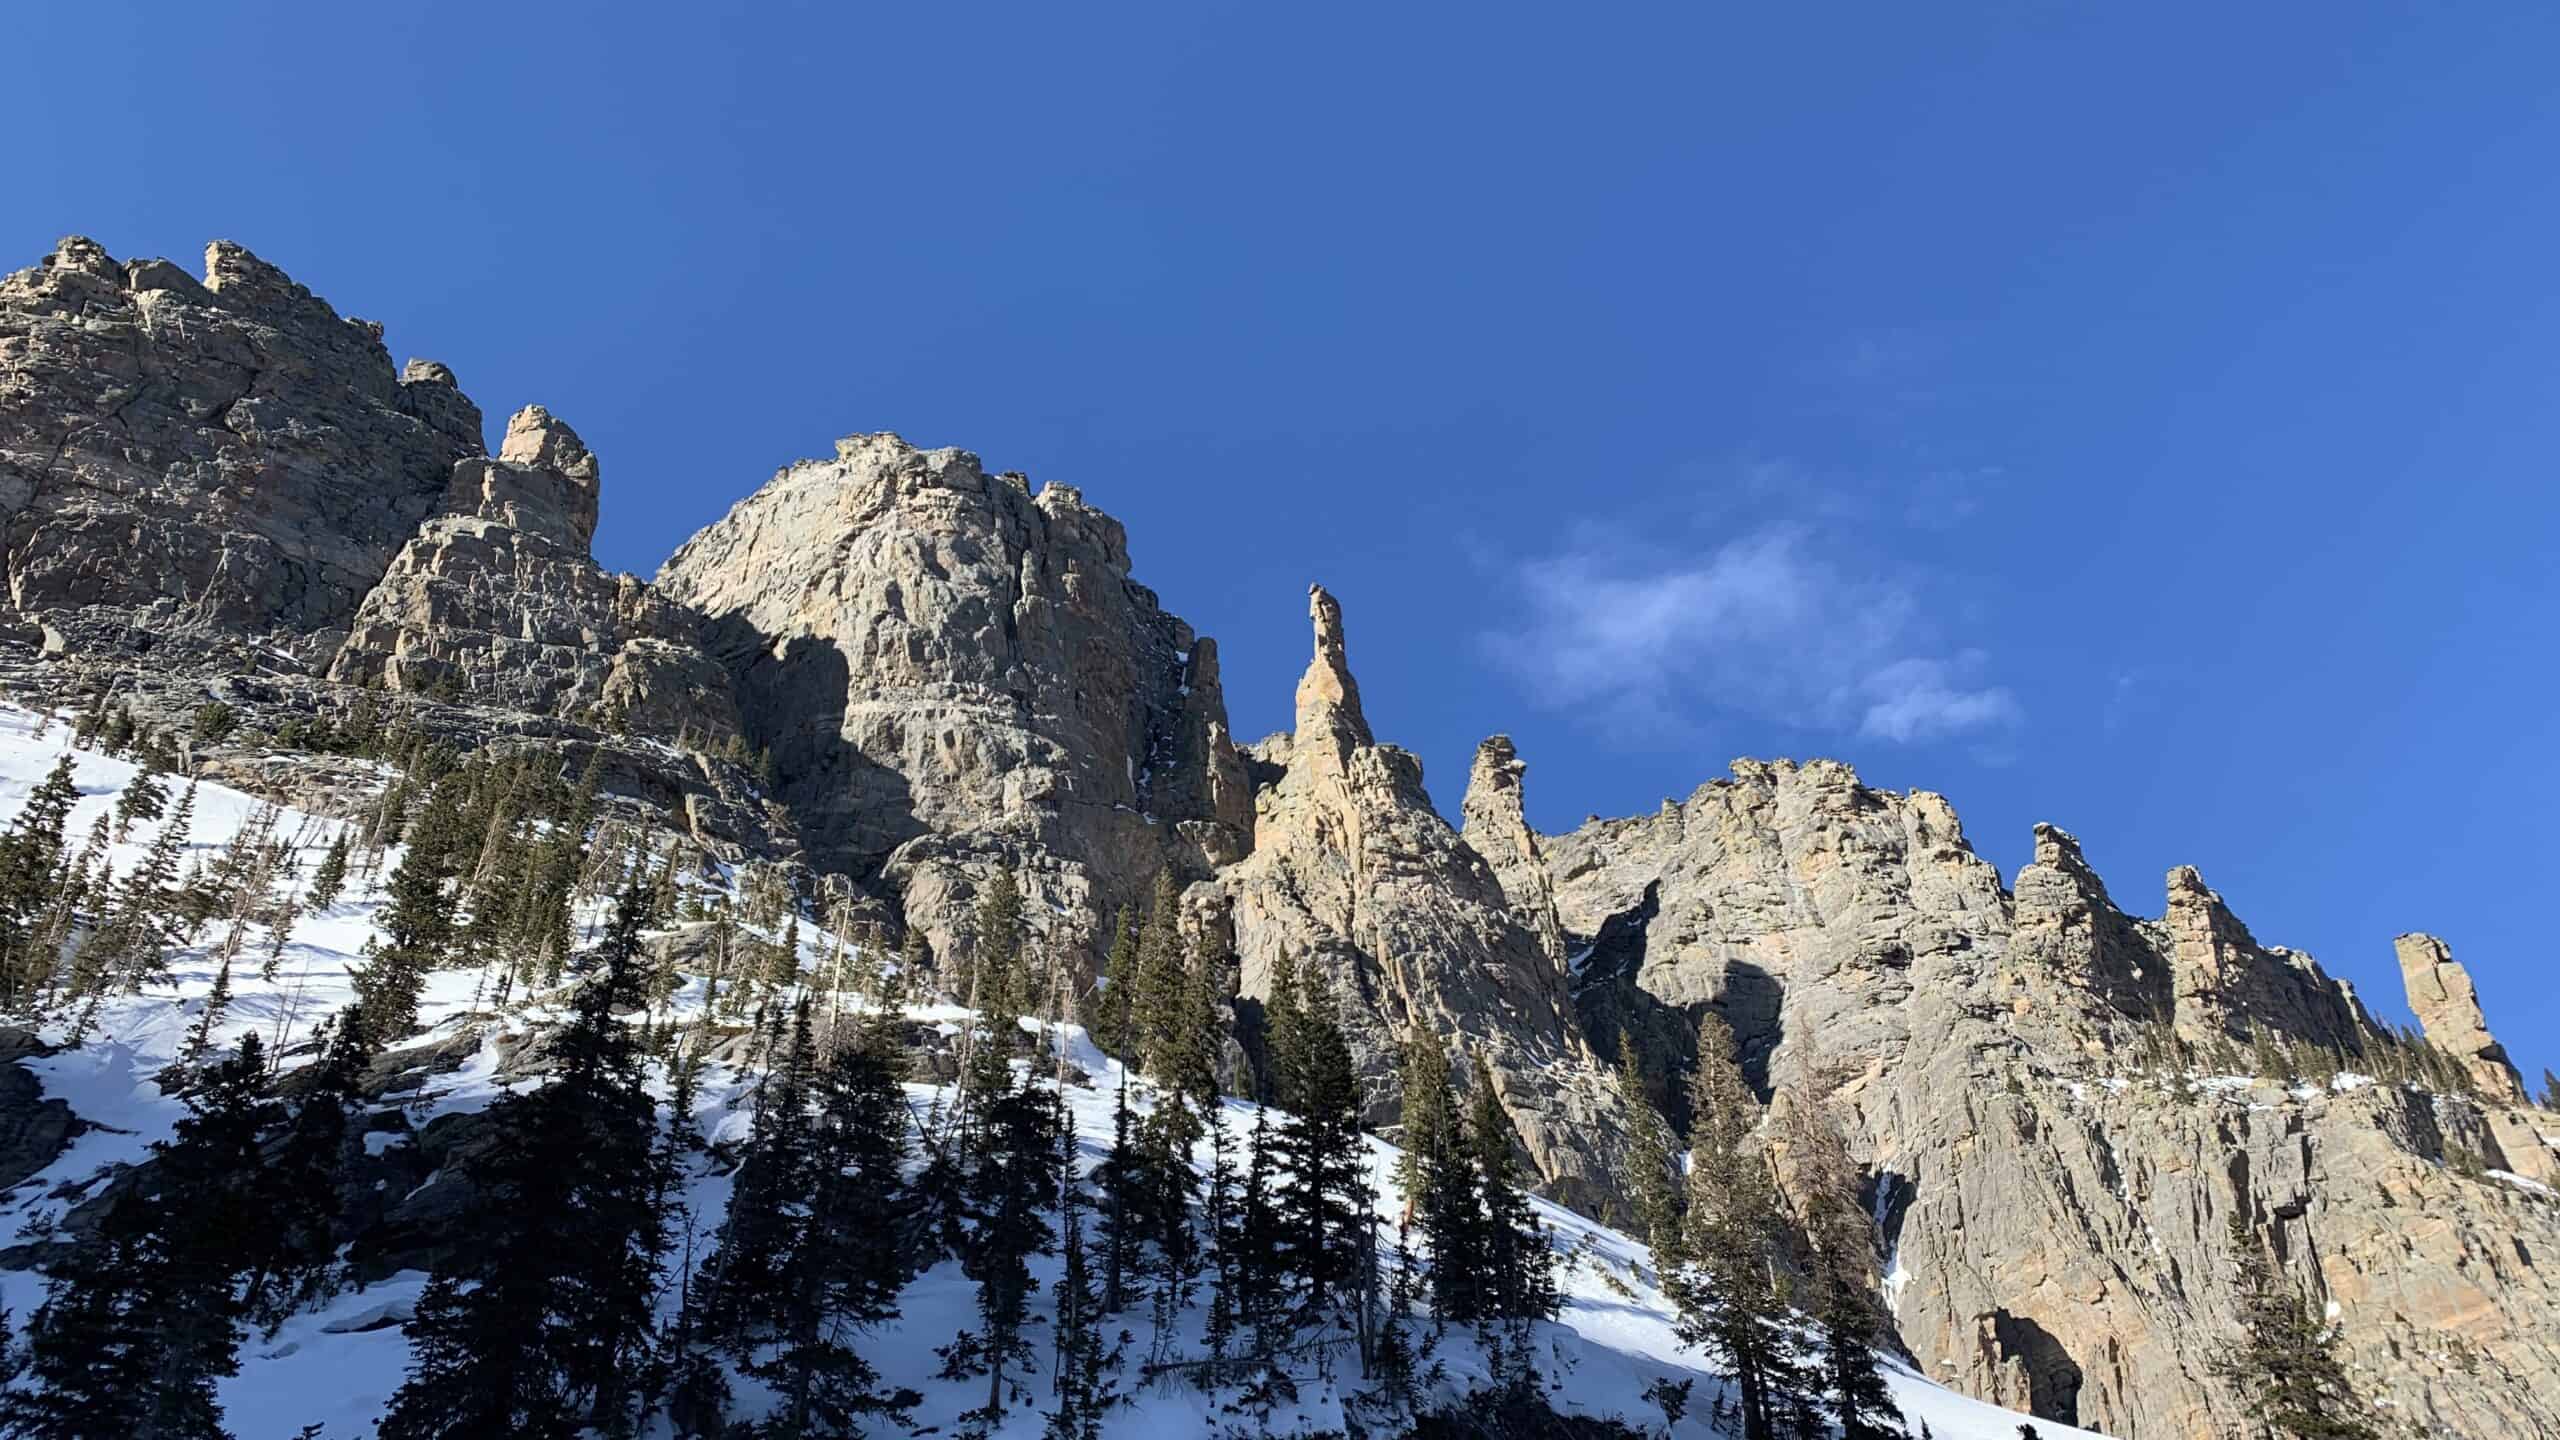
[1616,1016,1922,1440]
[2209,1214,2378,1440]
[1395,1019,1560,1403]
[0,708,1799,1440]
[377,885,670,1439]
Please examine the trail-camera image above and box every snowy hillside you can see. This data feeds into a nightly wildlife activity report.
[0,704,2098,1439]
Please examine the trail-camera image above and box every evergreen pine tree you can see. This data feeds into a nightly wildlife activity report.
[1778,1086,1901,1440]
[696,998,820,1346]
[1415,1058,1489,1323]
[751,1039,923,1438]
[1092,1075,1150,1314]
[111,755,169,843]
[1045,1094,1121,1440]
[1617,1044,1685,1263]
[939,1062,1061,1439]
[242,1030,361,1330]
[969,871,1026,1036]
[1395,1018,1456,1214]
[349,781,469,1053]
[1262,948,1310,1111]
[2210,1213,2377,1440]
[1275,974,1370,1334]
[1463,1058,1558,1323]
[1664,1015,1799,1440]
[1201,1098,1243,1387]
[1090,909,1139,1061]
[377,886,669,1440]
[0,753,80,1006]
[0,1035,281,1440]
[305,828,349,912]
[1132,869,1187,1078]
[1235,1104,1289,1365]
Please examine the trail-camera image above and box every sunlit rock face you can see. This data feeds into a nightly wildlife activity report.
[0,237,484,662]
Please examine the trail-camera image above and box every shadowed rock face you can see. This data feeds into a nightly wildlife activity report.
[656,433,1252,968]
[0,237,484,659]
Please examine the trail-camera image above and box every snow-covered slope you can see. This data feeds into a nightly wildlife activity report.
[0,705,2099,1439]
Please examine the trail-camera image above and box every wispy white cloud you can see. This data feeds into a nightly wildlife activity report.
[1480,522,2019,748]
[1856,654,2021,742]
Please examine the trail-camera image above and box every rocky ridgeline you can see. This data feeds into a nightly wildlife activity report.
[4,234,2557,1436]
[0,237,482,662]
[1542,756,2556,1436]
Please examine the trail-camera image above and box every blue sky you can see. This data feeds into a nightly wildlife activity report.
[9,3,2555,1081]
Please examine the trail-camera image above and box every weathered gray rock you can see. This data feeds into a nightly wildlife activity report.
[2161,863,2367,1053]
[2396,933,2527,1106]
[1211,588,1629,1213]
[656,433,1251,969]
[0,1032,78,1194]
[0,237,483,662]
[1546,757,2010,1091]
[1543,760,2558,1435]
[328,405,740,743]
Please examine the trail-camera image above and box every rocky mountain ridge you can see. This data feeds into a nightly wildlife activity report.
[3,234,2554,1437]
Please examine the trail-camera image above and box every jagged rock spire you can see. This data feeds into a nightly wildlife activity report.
[453,404,603,551]
[1461,735,1567,973]
[1293,584,1371,748]
[2395,933,2526,1104]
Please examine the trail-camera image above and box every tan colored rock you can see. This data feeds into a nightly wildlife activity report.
[1213,591,1629,1213]
[1459,734,1567,975]
[1546,757,2011,1089]
[656,434,1251,971]
[328,406,740,742]
[2162,864,2367,1054]
[2396,933,2527,1106]
[1544,767,2560,1435]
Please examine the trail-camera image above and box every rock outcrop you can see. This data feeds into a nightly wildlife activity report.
[656,434,1252,966]
[1540,758,2558,1436]
[1546,758,2011,1092]
[2002,823,2169,1047]
[1212,588,1628,1212]
[1458,735,1568,973]
[2162,863,2368,1053]
[2395,933,2526,1105]
[0,237,483,660]
[329,406,740,743]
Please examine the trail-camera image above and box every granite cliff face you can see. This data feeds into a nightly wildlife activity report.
[655,433,1252,969]
[1539,752,2560,1437]
[0,237,483,661]
[2,232,2555,1437]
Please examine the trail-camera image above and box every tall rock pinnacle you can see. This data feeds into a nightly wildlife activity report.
[1216,590,1629,1212]
[2395,933,2527,1104]
[1460,735,1568,973]
[1293,584,1371,749]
